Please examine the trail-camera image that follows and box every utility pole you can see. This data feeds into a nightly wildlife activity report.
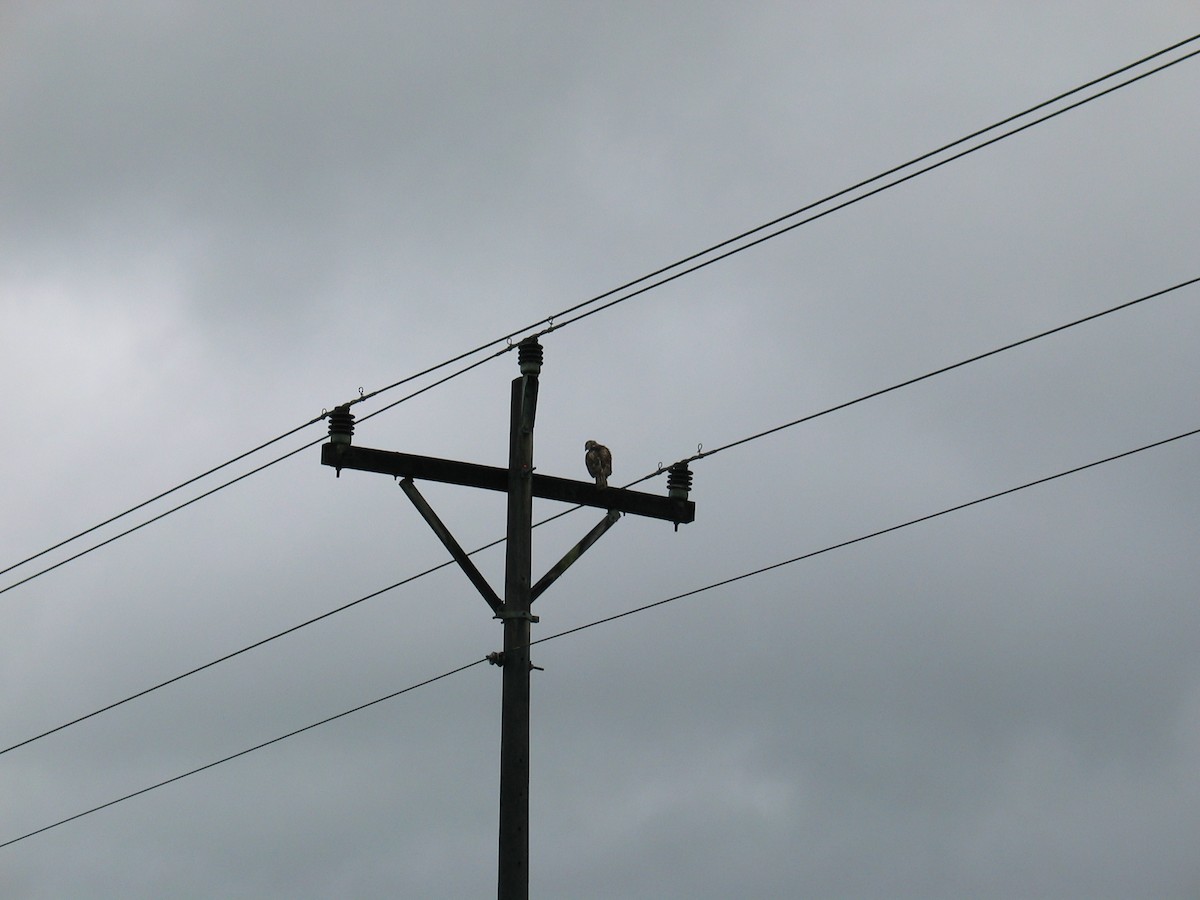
[321,338,694,899]
[497,345,537,896]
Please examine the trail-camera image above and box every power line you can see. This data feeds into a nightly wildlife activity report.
[0,496,580,757]
[517,31,1200,341]
[5,423,1195,851]
[4,275,1190,756]
[535,427,1200,646]
[4,33,1194,591]
[0,348,508,600]
[0,416,320,584]
[0,442,314,600]
[0,342,513,590]
[524,45,1200,341]
[360,32,1200,394]
[654,275,1200,474]
[0,658,489,851]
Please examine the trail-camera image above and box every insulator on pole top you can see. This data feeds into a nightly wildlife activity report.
[667,462,693,500]
[328,404,355,445]
[518,337,543,375]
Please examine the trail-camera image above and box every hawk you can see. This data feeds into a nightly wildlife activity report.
[584,440,612,489]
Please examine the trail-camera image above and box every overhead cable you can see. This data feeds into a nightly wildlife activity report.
[653,275,1200,475]
[4,276,1190,756]
[5,424,1196,850]
[0,349,507,600]
[3,33,1194,589]
[0,658,488,851]
[527,44,1200,340]
[536,428,1200,645]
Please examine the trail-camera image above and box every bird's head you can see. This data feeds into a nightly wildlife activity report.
[585,440,598,450]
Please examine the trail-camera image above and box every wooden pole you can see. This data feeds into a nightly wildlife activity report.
[497,372,537,900]
[319,337,694,896]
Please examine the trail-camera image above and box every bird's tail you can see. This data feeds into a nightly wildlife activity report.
[597,475,607,489]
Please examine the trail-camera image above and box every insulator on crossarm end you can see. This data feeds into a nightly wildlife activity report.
[667,462,692,500]
[667,462,693,532]
[327,404,355,476]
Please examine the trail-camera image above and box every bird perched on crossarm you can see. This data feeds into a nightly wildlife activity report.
[584,440,612,489]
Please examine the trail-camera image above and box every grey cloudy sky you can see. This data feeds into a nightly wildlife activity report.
[2,3,1198,897]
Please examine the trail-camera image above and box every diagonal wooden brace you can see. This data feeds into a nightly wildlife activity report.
[398,477,504,616]
[530,509,621,602]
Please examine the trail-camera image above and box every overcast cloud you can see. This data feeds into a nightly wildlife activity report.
[2,3,1199,897]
